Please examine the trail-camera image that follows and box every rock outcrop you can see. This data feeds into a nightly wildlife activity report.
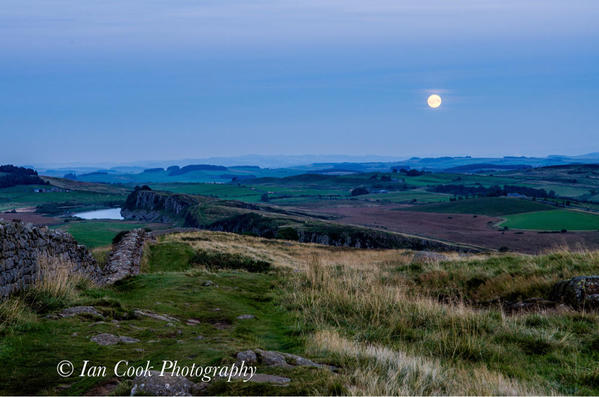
[550,276,599,310]
[0,220,148,299]
[0,220,101,298]
[131,371,207,396]
[121,188,482,252]
[121,187,197,223]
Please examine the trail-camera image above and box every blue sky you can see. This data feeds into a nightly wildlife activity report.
[1,0,598,165]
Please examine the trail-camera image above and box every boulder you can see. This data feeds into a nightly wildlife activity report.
[255,349,291,368]
[59,306,104,319]
[91,333,120,346]
[131,371,206,396]
[550,276,599,310]
[119,336,140,344]
[236,350,258,365]
[134,309,180,323]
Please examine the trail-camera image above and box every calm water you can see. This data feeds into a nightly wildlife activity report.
[73,208,123,220]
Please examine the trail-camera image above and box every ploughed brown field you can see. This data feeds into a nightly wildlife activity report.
[297,203,599,254]
[0,212,62,226]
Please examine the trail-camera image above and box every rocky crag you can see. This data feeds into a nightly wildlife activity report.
[122,188,483,253]
[0,220,147,299]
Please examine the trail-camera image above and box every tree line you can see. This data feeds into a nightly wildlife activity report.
[0,165,48,188]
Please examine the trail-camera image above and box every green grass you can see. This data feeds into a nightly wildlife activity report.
[148,183,265,202]
[54,221,149,248]
[293,249,599,395]
[0,239,337,395]
[0,184,127,212]
[501,209,599,231]
[404,197,556,216]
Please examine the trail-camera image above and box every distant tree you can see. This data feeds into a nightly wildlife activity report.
[0,165,47,188]
[350,187,369,196]
[260,193,270,202]
[406,169,424,177]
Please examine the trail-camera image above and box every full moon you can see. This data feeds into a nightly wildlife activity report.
[427,94,442,108]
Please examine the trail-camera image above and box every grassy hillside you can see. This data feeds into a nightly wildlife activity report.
[404,197,556,216]
[501,209,599,231]
[0,184,127,213]
[3,232,599,394]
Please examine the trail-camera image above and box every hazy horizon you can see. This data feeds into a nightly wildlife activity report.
[2,1,598,164]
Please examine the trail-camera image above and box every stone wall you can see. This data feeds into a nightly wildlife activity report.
[0,220,148,299]
[0,220,101,298]
[101,229,147,285]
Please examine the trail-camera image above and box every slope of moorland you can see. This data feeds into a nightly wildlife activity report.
[2,231,599,394]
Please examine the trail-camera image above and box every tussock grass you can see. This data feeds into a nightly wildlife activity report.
[309,329,537,395]
[0,297,37,331]
[86,231,599,394]
[20,256,90,314]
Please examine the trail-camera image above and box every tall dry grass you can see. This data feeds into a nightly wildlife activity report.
[165,231,599,394]
[295,255,549,395]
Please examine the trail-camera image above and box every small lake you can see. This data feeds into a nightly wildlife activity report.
[73,208,123,220]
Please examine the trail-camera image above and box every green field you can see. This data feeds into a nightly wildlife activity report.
[0,185,127,212]
[54,221,150,248]
[501,209,599,231]
[404,197,556,216]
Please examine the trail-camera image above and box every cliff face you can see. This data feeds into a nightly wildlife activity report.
[122,189,197,223]
[121,189,483,253]
[0,220,148,299]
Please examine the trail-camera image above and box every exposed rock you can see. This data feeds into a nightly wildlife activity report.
[503,298,568,313]
[91,333,139,345]
[119,336,140,344]
[234,373,290,385]
[59,306,104,319]
[254,349,292,368]
[239,349,332,370]
[91,333,120,346]
[236,314,255,320]
[130,370,207,396]
[121,189,482,252]
[236,350,258,364]
[202,280,214,287]
[281,352,322,368]
[134,309,180,323]
[122,189,197,224]
[551,276,599,310]
[186,319,201,326]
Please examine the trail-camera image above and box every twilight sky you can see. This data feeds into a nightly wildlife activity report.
[1,0,598,166]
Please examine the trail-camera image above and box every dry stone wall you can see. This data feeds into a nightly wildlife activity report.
[102,229,147,285]
[0,220,148,299]
[0,220,101,298]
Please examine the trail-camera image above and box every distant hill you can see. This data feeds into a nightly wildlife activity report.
[167,164,228,175]
[444,164,533,173]
[0,165,48,188]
